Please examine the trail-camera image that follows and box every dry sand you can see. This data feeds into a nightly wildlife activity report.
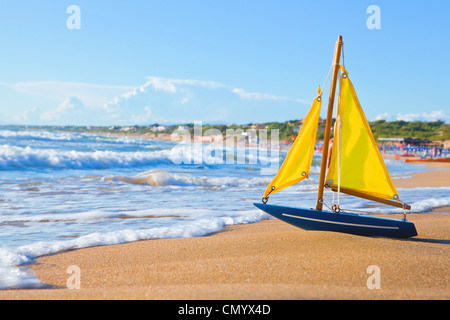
[1,162,449,300]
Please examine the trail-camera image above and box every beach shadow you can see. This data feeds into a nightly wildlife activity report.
[406,238,450,245]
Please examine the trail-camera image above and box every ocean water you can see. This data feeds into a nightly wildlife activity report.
[0,128,448,289]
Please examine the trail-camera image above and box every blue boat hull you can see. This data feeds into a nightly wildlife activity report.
[254,203,417,238]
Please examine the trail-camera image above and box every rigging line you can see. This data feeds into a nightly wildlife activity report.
[329,70,343,212]
[339,207,378,215]
[338,202,407,216]
[322,200,333,212]
[342,43,345,68]
[332,190,335,206]
[338,206,404,216]
[320,64,335,97]
[336,71,343,210]
[305,176,333,210]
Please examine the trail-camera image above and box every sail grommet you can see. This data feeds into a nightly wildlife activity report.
[301,172,306,177]
[328,180,333,185]
[262,186,276,204]
[393,194,399,200]
[317,96,321,102]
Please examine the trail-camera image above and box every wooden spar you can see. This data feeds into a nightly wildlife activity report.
[330,186,412,210]
[316,35,343,211]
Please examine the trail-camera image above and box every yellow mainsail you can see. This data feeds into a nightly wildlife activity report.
[263,95,322,198]
[325,67,399,201]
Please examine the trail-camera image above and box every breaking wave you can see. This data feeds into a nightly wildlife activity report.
[0,130,83,142]
[0,145,173,170]
[105,169,275,188]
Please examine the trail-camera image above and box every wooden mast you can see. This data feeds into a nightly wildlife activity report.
[316,35,343,211]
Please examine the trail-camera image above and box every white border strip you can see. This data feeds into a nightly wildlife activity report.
[282,213,399,230]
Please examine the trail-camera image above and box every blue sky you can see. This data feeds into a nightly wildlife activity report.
[0,0,448,126]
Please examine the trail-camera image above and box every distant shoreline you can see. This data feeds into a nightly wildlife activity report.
[1,118,449,144]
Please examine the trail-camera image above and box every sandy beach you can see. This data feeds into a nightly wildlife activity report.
[1,161,449,300]
[393,162,450,189]
[2,0,450,304]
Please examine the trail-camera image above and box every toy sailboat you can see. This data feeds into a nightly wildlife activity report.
[254,36,417,238]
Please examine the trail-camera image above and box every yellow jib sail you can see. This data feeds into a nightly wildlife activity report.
[264,95,322,198]
[326,67,399,201]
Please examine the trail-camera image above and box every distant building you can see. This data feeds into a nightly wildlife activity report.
[151,125,170,132]
[378,137,432,146]
[300,117,326,124]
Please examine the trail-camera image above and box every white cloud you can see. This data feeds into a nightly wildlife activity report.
[103,76,308,117]
[103,77,227,112]
[375,113,392,121]
[148,77,227,91]
[1,77,309,125]
[40,97,85,121]
[231,88,307,103]
[0,81,137,125]
[396,110,447,122]
[103,80,156,113]
[1,81,133,109]
[12,106,38,123]
[419,110,446,121]
[130,106,152,124]
[376,110,448,122]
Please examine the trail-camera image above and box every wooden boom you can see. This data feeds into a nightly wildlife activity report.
[330,186,411,210]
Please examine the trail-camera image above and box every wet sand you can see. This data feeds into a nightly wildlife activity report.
[393,162,450,188]
[1,162,449,300]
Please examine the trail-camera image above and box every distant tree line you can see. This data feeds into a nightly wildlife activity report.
[2,120,448,142]
[369,120,449,141]
[195,120,449,142]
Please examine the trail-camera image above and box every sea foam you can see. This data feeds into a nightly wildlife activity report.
[0,145,173,170]
[105,169,275,188]
[0,208,268,289]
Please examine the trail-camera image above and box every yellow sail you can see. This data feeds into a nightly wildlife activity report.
[264,95,322,198]
[326,67,399,201]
